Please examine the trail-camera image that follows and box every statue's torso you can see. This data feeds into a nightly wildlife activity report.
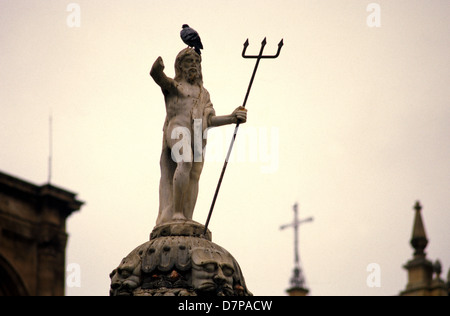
[164,82,204,134]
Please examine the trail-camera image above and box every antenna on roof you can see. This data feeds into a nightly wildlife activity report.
[48,108,53,184]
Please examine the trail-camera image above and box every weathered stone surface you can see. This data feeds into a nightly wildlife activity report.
[109,221,251,296]
[150,220,212,241]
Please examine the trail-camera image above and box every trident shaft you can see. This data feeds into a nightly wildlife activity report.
[204,38,284,235]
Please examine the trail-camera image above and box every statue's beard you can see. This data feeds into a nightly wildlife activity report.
[184,68,201,84]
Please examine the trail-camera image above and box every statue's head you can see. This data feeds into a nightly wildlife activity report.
[174,48,203,84]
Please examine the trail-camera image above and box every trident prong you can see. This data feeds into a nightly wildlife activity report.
[203,37,284,235]
[243,38,284,59]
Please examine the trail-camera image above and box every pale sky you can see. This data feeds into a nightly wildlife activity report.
[1,0,449,296]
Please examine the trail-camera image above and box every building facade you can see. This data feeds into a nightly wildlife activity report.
[0,171,83,296]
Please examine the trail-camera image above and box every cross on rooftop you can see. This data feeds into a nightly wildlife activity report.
[280,203,313,290]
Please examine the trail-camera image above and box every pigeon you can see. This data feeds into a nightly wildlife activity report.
[180,24,203,55]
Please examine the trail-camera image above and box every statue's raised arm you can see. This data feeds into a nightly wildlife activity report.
[150,56,177,95]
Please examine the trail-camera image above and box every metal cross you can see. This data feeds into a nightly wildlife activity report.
[280,203,313,289]
[203,38,284,235]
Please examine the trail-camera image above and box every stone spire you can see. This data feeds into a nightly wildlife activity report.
[400,201,448,296]
[410,201,428,257]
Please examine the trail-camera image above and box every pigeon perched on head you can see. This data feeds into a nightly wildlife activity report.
[180,24,203,55]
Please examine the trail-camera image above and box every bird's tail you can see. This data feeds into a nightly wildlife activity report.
[194,46,201,55]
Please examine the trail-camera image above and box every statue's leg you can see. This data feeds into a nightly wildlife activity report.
[183,161,204,220]
[156,144,176,225]
[172,161,193,221]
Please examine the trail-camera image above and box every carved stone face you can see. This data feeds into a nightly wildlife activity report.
[109,251,142,296]
[175,49,202,84]
[191,247,235,296]
[181,53,201,84]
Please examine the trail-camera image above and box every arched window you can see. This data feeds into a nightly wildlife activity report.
[0,255,28,296]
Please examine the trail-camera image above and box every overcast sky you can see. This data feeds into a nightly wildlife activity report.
[1,0,449,296]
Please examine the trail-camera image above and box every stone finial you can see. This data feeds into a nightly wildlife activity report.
[410,200,428,257]
[413,200,422,212]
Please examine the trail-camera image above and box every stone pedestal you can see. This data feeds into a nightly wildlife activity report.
[110,221,252,296]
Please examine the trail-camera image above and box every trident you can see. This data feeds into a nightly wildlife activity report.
[204,38,284,234]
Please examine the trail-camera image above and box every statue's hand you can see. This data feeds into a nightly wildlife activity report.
[232,106,247,124]
[150,56,165,76]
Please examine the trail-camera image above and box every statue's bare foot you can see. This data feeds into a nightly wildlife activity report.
[172,213,187,221]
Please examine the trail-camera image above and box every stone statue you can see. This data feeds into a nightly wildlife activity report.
[109,48,252,297]
[150,48,247,225]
